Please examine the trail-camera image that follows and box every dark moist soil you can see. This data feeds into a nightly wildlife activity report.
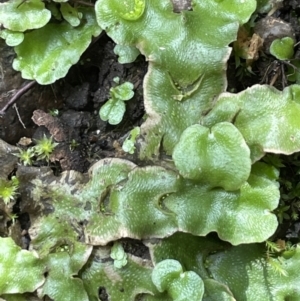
[1,0,300,289]
[0,34,147,173]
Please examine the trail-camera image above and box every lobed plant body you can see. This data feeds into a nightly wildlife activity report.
[0,0,102,84]
[1,1,300,301]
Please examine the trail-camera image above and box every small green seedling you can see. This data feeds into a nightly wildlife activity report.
[110,242,128,269]
[275,204,290,224]
[99,80,134,125]
[122,127,140,154]
[48,108,59,117]
[0,176,19,205]
[270,37,294,60]
[15,136,58,165]
[34,135,58,161]
[7,212,18,224]
[69,139,80,151]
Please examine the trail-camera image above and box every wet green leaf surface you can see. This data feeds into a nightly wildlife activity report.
[95,0,256,158]
[0,238,45,295]
[203,85,300,156]
[12,8,102,84]
[173,122,251,191]
[0,0,51,31]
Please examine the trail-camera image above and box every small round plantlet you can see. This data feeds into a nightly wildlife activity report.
[110,82,135,101]
[122,127,140,154]
[110,242,128,269]
[113,76,120,84]
[270,37,294,60]
[34,135,58,161]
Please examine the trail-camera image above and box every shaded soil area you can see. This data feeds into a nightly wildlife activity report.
[0,35,147,173]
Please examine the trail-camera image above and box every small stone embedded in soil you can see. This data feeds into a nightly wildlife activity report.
[172,0,192,12]
[254,16,296,54]
[17,137,33,147]
[60,110,92,130]
[32,110,67,142]
[98,286,109,301]
[65,82,90,110]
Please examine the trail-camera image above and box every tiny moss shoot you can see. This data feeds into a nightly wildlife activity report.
[0,176,19,205]
[34,135,58,160]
